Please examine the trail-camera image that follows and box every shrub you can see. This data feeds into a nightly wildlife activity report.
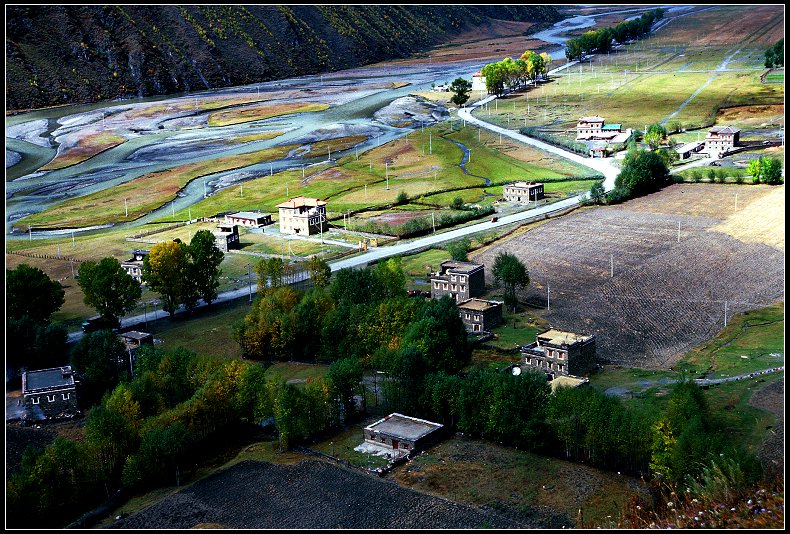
[395,191,408,205]
[716,168,727,183]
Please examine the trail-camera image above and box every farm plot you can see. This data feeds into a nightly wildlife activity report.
[109,459,536,529]
[471,185,784,369]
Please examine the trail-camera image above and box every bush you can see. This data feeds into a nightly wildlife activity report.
[690,169,703,183]
[450,196,465,210]
[395,191,408,205]
[716,168,727,183]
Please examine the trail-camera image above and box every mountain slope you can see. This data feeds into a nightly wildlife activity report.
[6,5,561,111]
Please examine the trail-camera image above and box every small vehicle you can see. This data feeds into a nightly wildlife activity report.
[490,216,499,223]
[81,315,120,333]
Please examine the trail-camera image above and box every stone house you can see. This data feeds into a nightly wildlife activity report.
[120,331,154,352]
[22,366,79,420]
[121,249,149,283]
[363,413,444,454]
[503,181,544,202]
[429,260,485,302]
[225,211,273,228]
[276,196,328,235]
[212,224,240,253]
[457,298,503,333]
[519,328,596,379]
[704,126,740,158]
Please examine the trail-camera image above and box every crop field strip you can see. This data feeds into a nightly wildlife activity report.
[471,186,784,369]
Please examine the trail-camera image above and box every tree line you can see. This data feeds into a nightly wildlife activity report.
[481,50,553,97]
[565,8,665,61]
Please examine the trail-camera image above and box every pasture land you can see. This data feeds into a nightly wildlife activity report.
[477,5,783,135]
[470,183,784,369]
[207,102,329,127]
[40,131,126,171]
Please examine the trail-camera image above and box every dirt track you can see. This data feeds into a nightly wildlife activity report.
[108,459,540,529]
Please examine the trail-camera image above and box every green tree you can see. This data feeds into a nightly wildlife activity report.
[615,148,670,197]
[256,257,286,292]
[187,230,224,306]
[307,255,332,288]
[327,357,364,421]
[449,77,472,106]
[588,181,606,204]
[447,237,470,261]
[753,156,784,184]
[142,240,188,316]
[70,329,129,403]
[395,191,409,205]
[492,251,530,311]
[450,196,465,210]
[77,257,142,324]
[373,256,407,299]
[7,263,65,324]
[6,317,68,374]
[764,38,784,68]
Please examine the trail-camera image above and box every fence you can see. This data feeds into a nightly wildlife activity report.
[6,249,81,263]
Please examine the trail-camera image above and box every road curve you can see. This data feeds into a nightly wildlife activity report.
[73,84,623,340]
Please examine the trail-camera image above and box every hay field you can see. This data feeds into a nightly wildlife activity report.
[470,184,784,369]
[713,184,784,250]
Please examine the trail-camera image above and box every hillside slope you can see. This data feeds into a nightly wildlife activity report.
[6,5,561,111]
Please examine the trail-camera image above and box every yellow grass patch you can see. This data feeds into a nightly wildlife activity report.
[40,131,126,170]
[208,102,329,127]
[228,131,285,144]
[713,184,784,250]
[717,105,785,128]
[16,146,296,229]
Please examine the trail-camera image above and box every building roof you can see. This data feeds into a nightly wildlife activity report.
[537,328,593,346]
[677,141,702,153]
[439,259,484,274]
[121,331,152,342]
[457,298,503,312]
[506,181,543,189]
[601,123,621,130]
[578,116,605,123]
[709,126,740,134]
[23,366,75,394]
[365,413,443,441]
[228,211,269,220]
[276,196,327,209]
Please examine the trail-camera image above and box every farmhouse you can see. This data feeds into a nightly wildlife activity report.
[22,366,78,420]
[704,126,740,158]
[576,116,631,143]
[503,181,544,202]
[121,249,149,283]
[212,224,240,253]
[225,211,272,228]
[276,196,328,235]
[471,71,486,92]
[429,260,486,302]
[457,298,503,333]
[676,141,705,160]
[362,413,444,455]
[120,330,154,352]
[519,328,596,379]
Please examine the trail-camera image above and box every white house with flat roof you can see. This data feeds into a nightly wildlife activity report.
[225,211,272,228]
[276,196,328,235]
[361,413,444,457]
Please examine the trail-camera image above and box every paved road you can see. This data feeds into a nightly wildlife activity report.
[70,80,622,341]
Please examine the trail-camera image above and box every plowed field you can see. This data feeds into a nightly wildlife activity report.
[109,459,539,529]
[471,184,784,368]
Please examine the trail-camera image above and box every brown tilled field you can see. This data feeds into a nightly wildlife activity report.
[109,459,543,529]
[471,184,784,369]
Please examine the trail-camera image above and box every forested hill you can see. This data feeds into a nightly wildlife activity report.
[6,5,561,111]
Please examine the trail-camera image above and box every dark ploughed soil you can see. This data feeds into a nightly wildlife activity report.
[109,459,542,529]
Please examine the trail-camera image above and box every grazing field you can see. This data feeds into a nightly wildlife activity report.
[40,131,126,171]
[207,102,329,127]
[470,184,784,369]
[109,459,537,529]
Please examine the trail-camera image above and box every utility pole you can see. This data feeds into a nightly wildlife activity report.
[677,220,681,243]
[385,162,389,190]
[125,198,128,217]
[547,284,551,311]
[432,212,436,233]
[610,254,614,278]
[429,131,432,154]
[734,193,738,212]
[724,300,728,326]
[248,264,252,302]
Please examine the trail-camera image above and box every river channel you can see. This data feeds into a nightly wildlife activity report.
[5,5,678,239]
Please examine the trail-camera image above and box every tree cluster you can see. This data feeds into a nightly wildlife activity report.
[6,264,68,375]
[764,38,784,68]
[142,230,224,316]
[77,257,142,324]
[481,51,552,96]
[233,257,471,373]
[606,147,671,203]
[748,156,783,184]
[565,8,664,61]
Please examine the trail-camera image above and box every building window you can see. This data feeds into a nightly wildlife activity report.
[465,313,471,320]
[451,275,457,282]
[473,324,481,332]
[47,395,56,402]
[451,284,456,291]
[32,397,40,405]
[443,283,448,290]
[558,353,564,360]
[62,393,70,400]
